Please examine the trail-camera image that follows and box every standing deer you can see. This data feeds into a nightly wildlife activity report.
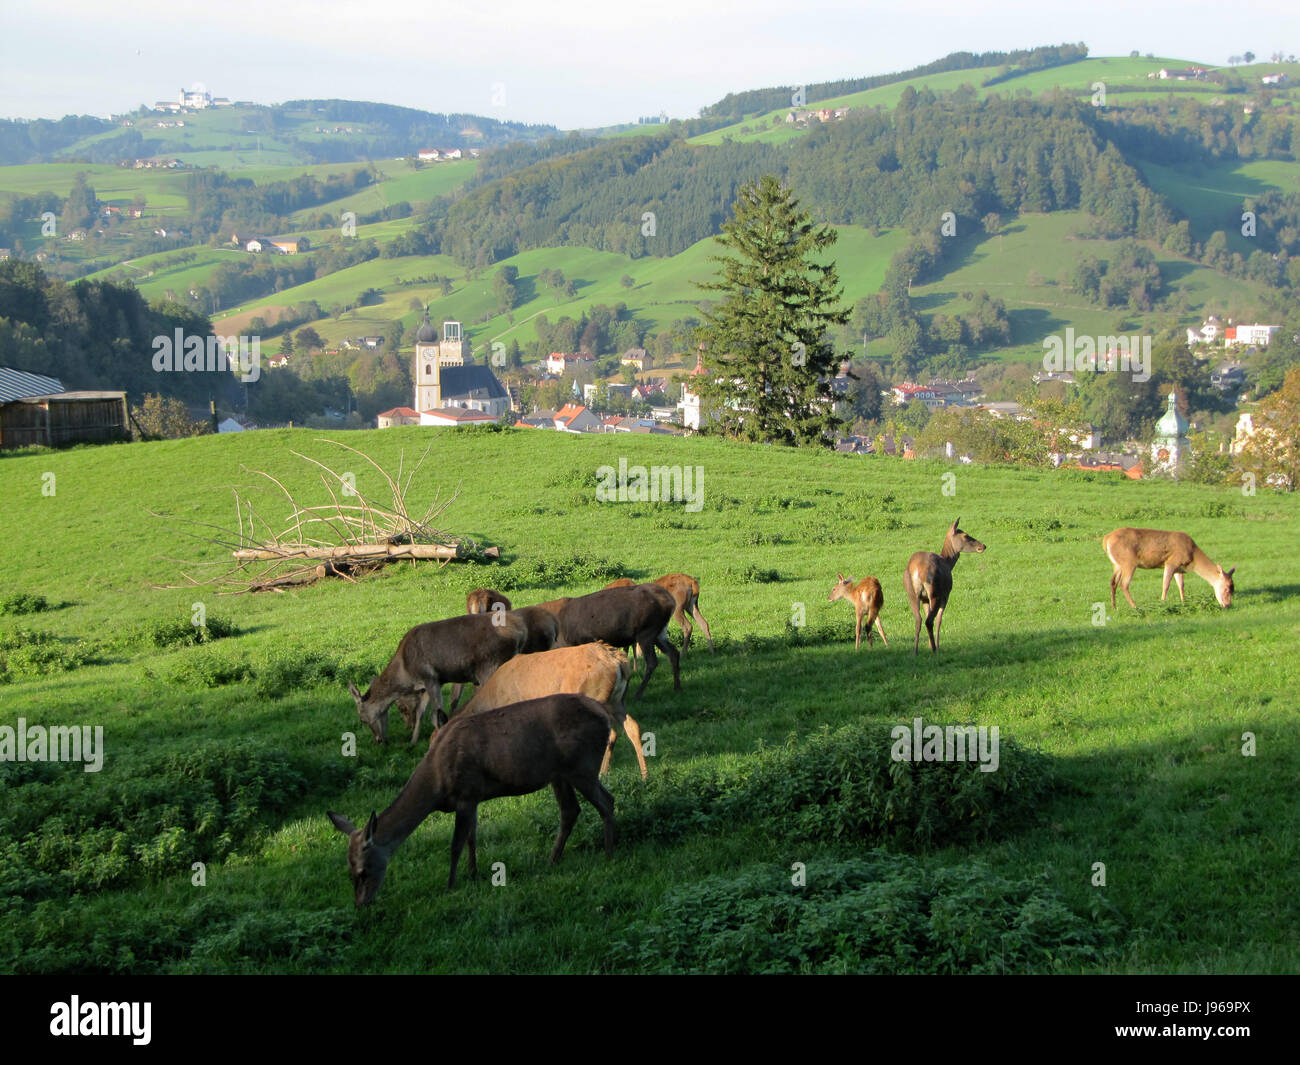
[327,693,616,903]
[828,573,888,650]
[348,612,526,744]
[605,574,715,656]
[446,597,559,710]
[459,642,646,779]
[1103,527,1235,609]
[904,518,986,654]
[556,584,679,700]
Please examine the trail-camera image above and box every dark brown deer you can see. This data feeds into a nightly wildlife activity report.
[446,600,558,710]
[904,518,986,654]
[348,612,526,744]
[605,574,715,655]
[1103,527,1235,609]
[556,584,679,700]
[327,693,616,903]
[828,573,888,650]
[460,642,646,779]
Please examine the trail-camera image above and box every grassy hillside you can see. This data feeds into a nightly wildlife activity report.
[1,428,1296,974]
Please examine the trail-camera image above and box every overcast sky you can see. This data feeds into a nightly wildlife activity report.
[1,0,1296,128]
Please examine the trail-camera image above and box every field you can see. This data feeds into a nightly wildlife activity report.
[1,428,1297,974]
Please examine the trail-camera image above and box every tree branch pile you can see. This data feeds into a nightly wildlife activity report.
[153,439,497,593]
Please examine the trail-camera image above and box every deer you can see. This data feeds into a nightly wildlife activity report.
[348,612,526,745]
[1103,527,1235,609]
[327,693,617,903]
[555,583,680,700]
[904,518,986,654]
[459,642,647,779]
[828,573,888,650]
[444,601,559,711]
[605,574,715,658]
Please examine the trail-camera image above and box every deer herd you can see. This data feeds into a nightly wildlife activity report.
[329,519,1236,905]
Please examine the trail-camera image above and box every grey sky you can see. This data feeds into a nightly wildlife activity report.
[1,0,1295,128]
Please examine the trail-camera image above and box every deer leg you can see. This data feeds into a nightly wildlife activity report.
[909,589,924,656]
[691,602,715,653]
[657,628,681,690]
[1161,566,1174,601]
[676,605,692,653]
[875,616,889,647]
[600,728,617,776]
[622,712,647,780]
[448,805,477,889]
[409,686,434,745]
[466,816,478,880]
[854,608,863,650]
[632,638,658,700]
[571,776,617,858]
[1110,567,1120,609]
[549,780,580,864]
[1174,571,1185,601]
[931,605,944,652]
[1121,569,1138,609]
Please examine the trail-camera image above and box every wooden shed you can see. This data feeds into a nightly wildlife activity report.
[0,391,129,449]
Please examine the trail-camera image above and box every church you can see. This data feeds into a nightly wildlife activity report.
[409,317,510,425]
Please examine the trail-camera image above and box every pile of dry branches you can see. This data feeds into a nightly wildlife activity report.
[154,439,495,593]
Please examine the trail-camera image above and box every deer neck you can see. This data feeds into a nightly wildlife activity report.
[939,539,962,568]
[1189,547,1223,587]
[373,755,443,851]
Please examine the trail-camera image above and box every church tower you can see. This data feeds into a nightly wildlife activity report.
[1151,389,1190,478]
[413,317,472,412]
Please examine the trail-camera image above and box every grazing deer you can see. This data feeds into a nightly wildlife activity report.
[556,584,679,700]
[828,573,888,650]
[460,642,646,779]
[348,612,526,744]
[327,693,617,903]
[1103,527,1235,609]
[904,518,986,654]
[466,588,511,615]
[605,574,715,656]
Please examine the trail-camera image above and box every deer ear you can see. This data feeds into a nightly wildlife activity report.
[347,680,362,701]
[1225,567,1235,578]
[837,572,844,581]
[327,810,356,836]
[364,812,378,843]
[952,517,961,529]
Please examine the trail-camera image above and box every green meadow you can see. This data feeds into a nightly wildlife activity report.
[1,428,1296,973]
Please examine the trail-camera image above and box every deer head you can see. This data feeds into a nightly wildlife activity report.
[349,680,390,744]
[946,518,986,556]
[1216,566,1236,608]
[828,573,855,602]
[327,810,392,907]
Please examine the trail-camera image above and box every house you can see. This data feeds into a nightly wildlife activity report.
[1187,315,1223,347]
[1261,73,1288,85]
[1211,364,1246,392]
[892,383,942,409]
[518,409,558,429]
[554,404,602,433]
[417,149,440,161]
[1224,324,1277,347]
[441,148,463,160]
[217,417,246,433]
[620,348,653,371]
[376,406,421,428]
[361,336,385,350]
[1068,426,1103,451]
[419,408,498,427]
[0,369,128,449]
[978,400,1026,419]
[270,240,302,255]
[0,249,10,261]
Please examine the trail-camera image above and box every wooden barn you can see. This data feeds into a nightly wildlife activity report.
[0,384,129,450]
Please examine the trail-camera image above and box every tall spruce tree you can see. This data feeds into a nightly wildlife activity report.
[692,175,849,446]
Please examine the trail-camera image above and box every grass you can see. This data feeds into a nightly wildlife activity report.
[1,428,1296,973]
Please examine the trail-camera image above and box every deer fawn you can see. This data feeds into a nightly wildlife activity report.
[904,518,986,654]
[1103,527,1235,609]
[828,574,888,650]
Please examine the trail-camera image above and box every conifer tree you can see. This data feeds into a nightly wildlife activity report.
[692,175,849,446]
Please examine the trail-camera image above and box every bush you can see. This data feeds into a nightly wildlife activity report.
[611,853,1122,974]
[493,553,627,591]
[0,593,51,616]
[0,628,94,683]
[612,719,1056,849]
[147,615,238,649]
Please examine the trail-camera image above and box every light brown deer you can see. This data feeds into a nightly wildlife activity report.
[460,642,646,779]
[904,518,986,654]
[1103,527,1235,609]
[466,588,511,615]
[446,597,559,710]
[348,612,526,744]
[828,573,888,650]
[327,693,616,903]
[605,574,715,655]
